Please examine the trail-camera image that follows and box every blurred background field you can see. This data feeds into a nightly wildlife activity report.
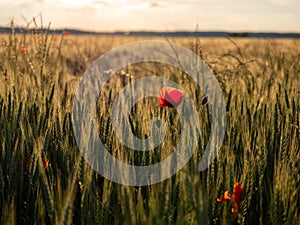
[0,25,299,225]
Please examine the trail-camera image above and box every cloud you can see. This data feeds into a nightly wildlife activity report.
[0,0,299,31]
[136,2,165,9]
[148,2,159,8]
[93,0,109,6]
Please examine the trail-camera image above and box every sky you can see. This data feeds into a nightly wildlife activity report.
[0,0,299,32]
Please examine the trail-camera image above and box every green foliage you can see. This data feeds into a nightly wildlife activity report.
[0,20,299,225]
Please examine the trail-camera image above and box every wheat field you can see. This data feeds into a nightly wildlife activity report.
[0,24,299,225]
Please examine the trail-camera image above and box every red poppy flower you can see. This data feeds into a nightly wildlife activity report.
[19,47,26,54]
[217,182,243,219]
[63,31,70,37]
[44,159,49,169]
[216,190,231,202]
[22,158,49,175]
[158,87,184,108]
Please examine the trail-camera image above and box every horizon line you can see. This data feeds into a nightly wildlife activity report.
[1,26,300,38]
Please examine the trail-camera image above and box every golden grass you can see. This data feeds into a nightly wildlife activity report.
[0,25,299,225]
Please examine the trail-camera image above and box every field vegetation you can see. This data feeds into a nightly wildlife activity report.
[0,21,299,225]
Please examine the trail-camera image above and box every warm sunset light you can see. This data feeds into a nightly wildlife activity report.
[0,1,299,225]
[0,0,299,32]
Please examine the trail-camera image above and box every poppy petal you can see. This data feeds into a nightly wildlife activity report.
[217,191,231,202]
[158,96,172,107]
[224,191,231,200]
[217,183,243,219]
[158,87,184,108]
[44,159,49,169]
[168,90,184,106]
[232,182,243,208]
